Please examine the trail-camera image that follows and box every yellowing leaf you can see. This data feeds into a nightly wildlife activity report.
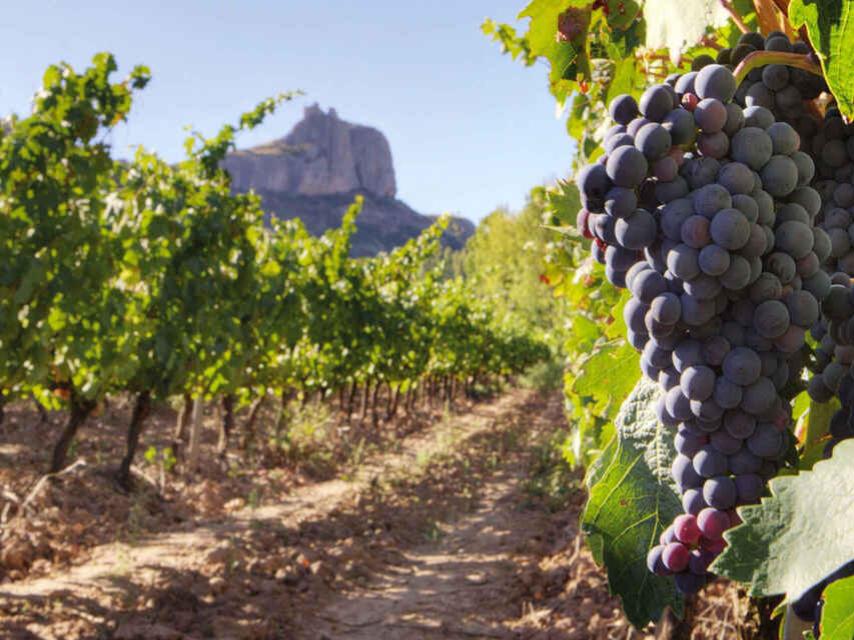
[644,0,730,62]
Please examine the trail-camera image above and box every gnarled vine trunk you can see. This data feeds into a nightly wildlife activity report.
[172,393,193,457]
[275,388,297,437]
[217,394,235,455]
[387,384,401,420]
[240,394,265,449]
[370,381,382,428]
[346,381,358,422]
[359,380,372,424]
[186,396,204,473]
[116,390,152,491]
[50,394,96,473]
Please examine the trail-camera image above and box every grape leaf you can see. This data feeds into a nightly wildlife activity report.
[566,340,638,467]
[519,0,590,54]
[584,434,616,489]
[582,377,683,628]
[789,0,854,119]
[573,341,639,414]
[643,0,730,62]
[797,396,839,471]
[518,0,592,100]
[712,439,854,602]
[819,575,854,640]
[605,56,643,105]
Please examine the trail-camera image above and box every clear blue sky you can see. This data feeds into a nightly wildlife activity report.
[0,1,575,222]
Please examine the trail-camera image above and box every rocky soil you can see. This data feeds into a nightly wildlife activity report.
[0,390,756,639]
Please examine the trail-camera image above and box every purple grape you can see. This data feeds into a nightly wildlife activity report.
[746,422,783,458]
[675,572,707,595]
[682,488,706,515]
[646,544,669,575]
[693,445,728,478]
[724,410,757,439]
[662,541,690,572]
[702,476,737,510]
[610,94,639,125]
[695,65,736,102]
[697,507,730,540]
[710,430,742,455]
[606,146,649,188]
[734,473,764,503]
[672,453,702,490]
[675,428,707,457]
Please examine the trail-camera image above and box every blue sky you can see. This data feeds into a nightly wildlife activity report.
[0,1,574,222]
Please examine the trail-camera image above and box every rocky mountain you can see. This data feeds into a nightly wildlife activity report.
[223,105,474,256]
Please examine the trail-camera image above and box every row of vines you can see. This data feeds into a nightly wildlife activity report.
[0,54,547,490]
[487,0,854,637]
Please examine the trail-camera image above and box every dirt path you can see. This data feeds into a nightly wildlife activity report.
[0,392,516,601]
[0,390,579,639]
[306,463,541,640]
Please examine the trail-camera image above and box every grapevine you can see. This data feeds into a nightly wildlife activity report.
[487,0,854,634]
[0,54,548,492]
[3,0,854,636]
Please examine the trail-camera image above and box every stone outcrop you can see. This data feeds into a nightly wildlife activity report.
[223,105,473,256]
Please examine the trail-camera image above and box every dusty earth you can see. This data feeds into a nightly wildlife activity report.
[0,390,759,639]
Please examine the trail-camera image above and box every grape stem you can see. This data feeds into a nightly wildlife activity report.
[733,51,822,85]
[720,0,749,34]
[699,35,723,52]
[771,0,789,17]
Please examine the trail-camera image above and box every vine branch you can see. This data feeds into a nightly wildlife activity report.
[771,0,789,16]
[733,51,822,86]
[700,35,724,51]
[720,0,750,34]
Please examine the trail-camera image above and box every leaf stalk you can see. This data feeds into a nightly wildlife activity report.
[733,51,822,86]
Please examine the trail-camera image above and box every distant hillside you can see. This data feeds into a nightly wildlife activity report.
[222,105,474,256]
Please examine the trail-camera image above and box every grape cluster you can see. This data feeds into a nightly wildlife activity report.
[679,31,826,156]
[796,277,854,637]
[576,63,824,594]
[575,86,686,287]
[728,31,825,122]
[807,277,854,456]
[809,109,854,276]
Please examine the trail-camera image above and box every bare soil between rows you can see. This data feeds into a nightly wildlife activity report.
[0,390,750,639]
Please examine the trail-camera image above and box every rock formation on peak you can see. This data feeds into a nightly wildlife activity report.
[222,105,473,256]
[225,104,396,198]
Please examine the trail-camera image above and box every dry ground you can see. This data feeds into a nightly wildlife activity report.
[0,390,759,639]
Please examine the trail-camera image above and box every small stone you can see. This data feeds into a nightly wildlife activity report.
[209,576,227,595]
[2,540,34,571]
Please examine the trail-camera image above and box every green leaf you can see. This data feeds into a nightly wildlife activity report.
[518,0,592,100]
[643,0,730,62]
[789,0,854,120]
[567,92,590,142]
[584,434,616,489]
[519,0,591,53]
[819,575,854,640]
[798,396,839,470]
[582,377,683,628]
[13,258,45,305]
[604,0,641,31]
[573,340,639,415]
[605,57,642,105]
[712,439,854,602]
